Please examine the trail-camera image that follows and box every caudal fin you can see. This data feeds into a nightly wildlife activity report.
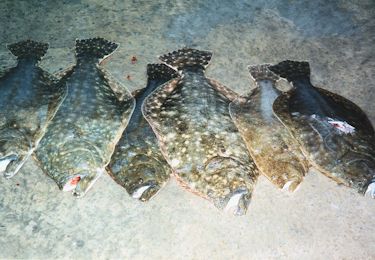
[147,63,179,81]
[159,48,212,70]
[7,40,48,60]
[75,37,118,59]
[268,60,311,81]
[248,64,279,82]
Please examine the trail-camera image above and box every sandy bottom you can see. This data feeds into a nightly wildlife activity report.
[0,0,374,259]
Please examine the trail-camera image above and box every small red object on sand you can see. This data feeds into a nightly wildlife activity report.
[131,56,137,64]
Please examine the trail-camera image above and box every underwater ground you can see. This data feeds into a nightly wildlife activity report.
[0,0,374,259]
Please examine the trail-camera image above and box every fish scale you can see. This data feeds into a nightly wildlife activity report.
[270,60,375,197]
[35,38,135,197]
[143,48,259,215]
[0,40,66,178]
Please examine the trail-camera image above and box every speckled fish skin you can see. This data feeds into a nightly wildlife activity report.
[143,48,259,215]
[269,60,375,198]
[107,64,178,201]
[0,40,66,178]
[35,38,135,197]
[229,64,308,192]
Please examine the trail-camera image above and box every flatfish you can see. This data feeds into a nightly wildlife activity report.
[229,64,308,191]
[143,48,259,215]
[0,40,66,178]
[269,60,375,197]
[107,64,178,201]
[35,38,135,197]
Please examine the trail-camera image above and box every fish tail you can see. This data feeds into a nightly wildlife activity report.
[268,60,311,81]
[248,64,279,82]
[147,63,179,81]
[7,40,48,60]
[159,48,212,70]
[75,37,118,59]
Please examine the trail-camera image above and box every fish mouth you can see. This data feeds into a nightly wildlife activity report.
[0,153,19,178]
[130,181,159,202]
[364,179,375,199]
[223,188,250,216]
[62,169,103,197]
[282,178,302,192]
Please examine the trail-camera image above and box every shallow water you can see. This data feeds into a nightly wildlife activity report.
[0,0,374,259]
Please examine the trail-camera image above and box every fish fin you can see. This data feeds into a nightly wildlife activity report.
[142,79,180,116]
[272,92,295,130]
[147,63,179,81]
[208,78,240,102]
[54,64,75,80]
[99,66,134,104]
[75,38,118,60]
[7,40,48,60]
[159,48,212,70]
[269,60,310,82]
[315,87,374,135]
[248,64,279,82]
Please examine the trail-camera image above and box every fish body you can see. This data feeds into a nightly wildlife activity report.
[143,48,259,215]
[229,64,308,191]
[107,64,178,201]
[269,60,375,197]
[0,40,66,178]
[36,38,135,197]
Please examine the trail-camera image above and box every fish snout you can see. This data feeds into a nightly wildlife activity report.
[222,188,251,216]
[130,180,159,202]
[0,153,20,178]
[62,168,103,197]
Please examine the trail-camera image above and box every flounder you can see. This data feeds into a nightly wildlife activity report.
[107,64,178,201]
[0,40,66,178]
[35,38,135,197]
[229,64,308,191]
[143,48,259,215]
[269,60,375,198]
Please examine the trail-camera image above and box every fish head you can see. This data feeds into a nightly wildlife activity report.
[0,126,32,178]
[204,156,255,216]
[341,154,375,198]
[62,168,103,197]
[111,153,169,201]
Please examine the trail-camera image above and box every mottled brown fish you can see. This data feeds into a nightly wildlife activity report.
[35,38,135,197]
[107,64,178,201]
[269,60,375,198]
[0,40,66,178]
[229,64,308,191]
[143,48,259,215]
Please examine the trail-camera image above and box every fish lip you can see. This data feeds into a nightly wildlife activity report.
[364,178,375,199]
[222,188,251,216]
[130,181,159,201]
[282,178,302,192]
[1,153,19,178]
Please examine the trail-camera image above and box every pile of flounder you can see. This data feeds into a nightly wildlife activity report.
[1,38,374,215]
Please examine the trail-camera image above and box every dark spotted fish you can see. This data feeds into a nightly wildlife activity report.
[35,38,135,197]
[143,48,259,215]
[269,60,375,198]
[229,64,308,191]
[107,64,178,201]
[0,40,66,178]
